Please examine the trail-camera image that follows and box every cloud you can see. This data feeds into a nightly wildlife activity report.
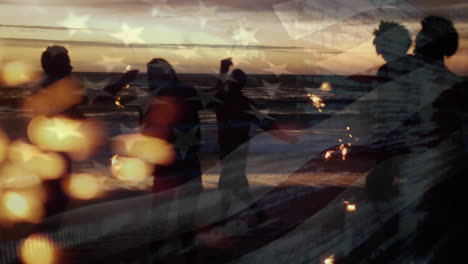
[0,24,108,32]
[0,37,305,50]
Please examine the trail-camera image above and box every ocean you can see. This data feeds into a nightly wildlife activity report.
[0,72,377,191]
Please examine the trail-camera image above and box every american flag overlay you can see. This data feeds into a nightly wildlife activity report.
[0,1,467,263]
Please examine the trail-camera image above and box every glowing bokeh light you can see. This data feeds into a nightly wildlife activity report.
[5,192,29,218]
[20,234,58,264]
[112,133,175,165]
[110,155,153,182]
[7,140,41,165]
[63,173,102,200]
[29,152,67,180]
[28,116,105,160]
[2,191,44,223]
[0,163,42,189]
[1,61,37,86]
[320,82,332,92]
[22,76,85,116]
[0,129,9,163]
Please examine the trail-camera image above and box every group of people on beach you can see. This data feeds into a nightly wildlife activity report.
[20,14,467,261]
[27,39,297,259]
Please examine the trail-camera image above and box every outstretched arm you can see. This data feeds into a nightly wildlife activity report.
[207,58,233,93]
[103,69,139,97]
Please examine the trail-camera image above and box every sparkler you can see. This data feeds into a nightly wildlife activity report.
[341,147,348,160]
[307,93,325,112]
[344,201,357,212]
[115,96,125,109]
[324,150,334,160]
[324,255,335,264]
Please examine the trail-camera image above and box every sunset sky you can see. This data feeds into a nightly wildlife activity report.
[0,0,467,75]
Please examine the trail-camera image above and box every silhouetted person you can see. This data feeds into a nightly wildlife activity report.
[140,58,202,260]
[363,16,466,262]
[32,46,137,222]
[213,58,295,224]
[367,21,417,200]
[373,21,413,83]
[371,21,416,153]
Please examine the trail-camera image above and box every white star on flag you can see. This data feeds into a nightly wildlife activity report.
[111,23,145,45]
[246,104,275,121]
[273,0,376,40]
[45,119,83,141]
[197,0,218,28]
[173,126,200,159]
[262,61,291,78]
[93,56,125,72]
[189,88,222,108]
[233,25,260,46]
[22,0,45,14]
[57,11,91,36]
[224,50,250,65]
[258,80,282,98]
[142,0,173,17]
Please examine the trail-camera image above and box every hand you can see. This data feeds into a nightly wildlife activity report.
[220,58,233,74]
[119,69,139,84]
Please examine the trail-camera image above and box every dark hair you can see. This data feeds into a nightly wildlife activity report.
[41,45,72,77]
[373,21,411,60]
[231,69,247,86]
[146,58,179,91]
[415,16,458,60]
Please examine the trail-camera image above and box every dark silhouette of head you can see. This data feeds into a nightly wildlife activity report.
[373,21,411,63]
[41,45,73,78]
[415,16,458,61]
[146,58,178,92]
[228,69,247,91]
